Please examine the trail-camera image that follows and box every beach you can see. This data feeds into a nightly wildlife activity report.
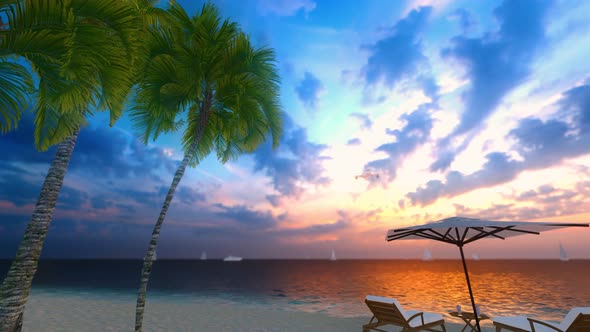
[22,290,496,331]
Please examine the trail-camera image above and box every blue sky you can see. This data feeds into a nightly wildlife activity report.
[2,0,590,259]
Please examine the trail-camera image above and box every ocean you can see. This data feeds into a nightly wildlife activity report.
[0,259,588,330]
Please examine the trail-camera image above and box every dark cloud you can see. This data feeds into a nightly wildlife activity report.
[408,80,590,206]
[0,173,41,206]
[408,152,520,205]
[0,113,55,165]
[266,194,281,207]
[361,6,438,102]
[175,186,207,205]
[363,103,435,184]
[90,195,114,210]
[350,113,373,130]
[71,128,177,181]
[347,138,361,146]
[213,203,278,230]
[57,186,89,211]
[278,220,347,237]
[273,210,350,237]
[1,114,178,182]
[253,115,330,198]
[295,71,324,110]
[558,82,590,132]
[116,188,161,206]
[431,0,552,172]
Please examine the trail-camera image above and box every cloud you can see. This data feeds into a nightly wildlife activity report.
[273,210,350,237]
[72,128,177,180]
[0,114,178,181]
[408,79,590,206]
[0,173,41,207]
[295,71,324,110]
[257,0,316,16]
[408,152,520,205]
[91,195,114,210]
[363,103,435,184]
[174,186,207,205]
[349,113,373,130]
[347,138,361,146]
[454,182,590,221]
[213,203,278,230]
[57,186,90,211]
[361,6,436,99]
[431,0,553,172]
[448,8,475,33]
[253,115,330,200]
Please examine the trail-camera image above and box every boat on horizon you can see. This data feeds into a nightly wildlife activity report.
[472,253,480,261]
[422,248,432,261]
[223,255,242,262]
[329,249,337,261]
[559,242,569,262]
[201,251,207,260]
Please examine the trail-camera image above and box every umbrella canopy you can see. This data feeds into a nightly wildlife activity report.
[386,216,589,332]
[387,216,588,245]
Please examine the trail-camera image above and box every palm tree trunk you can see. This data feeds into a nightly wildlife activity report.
[0,128,80,331]
[134,96,213,331]
[133,140,197,331]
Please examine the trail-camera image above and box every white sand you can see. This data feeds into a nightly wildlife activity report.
[22,290,496,331]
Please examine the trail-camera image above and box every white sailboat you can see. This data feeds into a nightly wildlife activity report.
[559,242,569,262]
[329,249,337,261]
[472,253,480,261]
[422,248,432,261]
[223,255,243,262]
[200,251,207,260]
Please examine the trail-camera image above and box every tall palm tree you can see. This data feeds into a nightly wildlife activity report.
[0,1,143,330]
[131,2,283,330]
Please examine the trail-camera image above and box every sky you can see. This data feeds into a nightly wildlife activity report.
[2,0,590,259]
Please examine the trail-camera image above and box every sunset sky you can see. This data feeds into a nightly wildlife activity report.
[2,0,590,259]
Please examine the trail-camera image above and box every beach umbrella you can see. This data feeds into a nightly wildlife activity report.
[386,216,589,332]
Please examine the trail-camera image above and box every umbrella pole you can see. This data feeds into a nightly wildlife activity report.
[459,245,481,332]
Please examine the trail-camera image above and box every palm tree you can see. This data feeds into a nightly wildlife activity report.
[0,1,142,329]
[131,2,283,330]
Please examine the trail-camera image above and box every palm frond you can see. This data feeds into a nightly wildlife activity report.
[132,1,283,166]
[0,59,33,133]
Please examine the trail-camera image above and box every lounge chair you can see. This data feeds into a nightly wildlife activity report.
[493,307,590,332]
[363,295,447,332]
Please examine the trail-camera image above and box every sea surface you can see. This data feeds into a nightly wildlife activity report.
[1,259,588,323]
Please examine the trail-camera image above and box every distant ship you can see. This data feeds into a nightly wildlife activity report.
[223,255,242,262]
[559,242,569,262]
[422,248,432,261]
[472,253,480,261]
[329,249,337,261]
[201,251,207,260]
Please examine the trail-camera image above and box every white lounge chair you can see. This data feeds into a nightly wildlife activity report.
[493,307,590,332]
[363,295,446,332]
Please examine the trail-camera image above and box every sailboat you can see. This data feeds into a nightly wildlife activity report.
[559,242,569,262]
[329,249,337,261]
[472,253,480,261]
[200,251,207,260]
[422,248,432,261]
